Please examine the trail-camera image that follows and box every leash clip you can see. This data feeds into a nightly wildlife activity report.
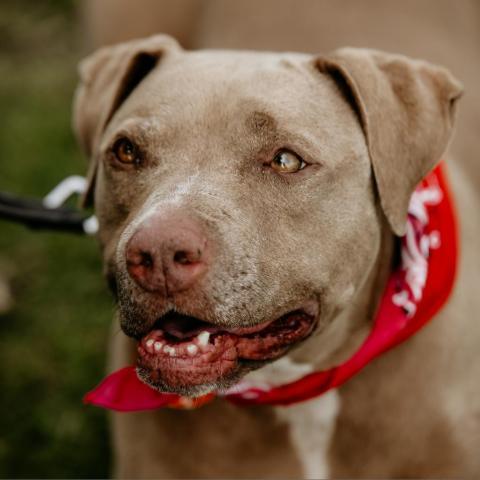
[42,176,98,235]
[0,175,98,235]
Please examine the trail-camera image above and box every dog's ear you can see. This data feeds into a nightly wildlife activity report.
[315,48,463,235]
[73,34,180,207]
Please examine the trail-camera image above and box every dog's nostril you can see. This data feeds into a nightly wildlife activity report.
[174,250,198,265]
[139,251,154,268]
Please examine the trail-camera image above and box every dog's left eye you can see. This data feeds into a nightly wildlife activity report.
[112,137,141,165]
[269,150,306,173]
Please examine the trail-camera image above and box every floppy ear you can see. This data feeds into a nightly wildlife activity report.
[316,48,463,235]
[73,34,180,206]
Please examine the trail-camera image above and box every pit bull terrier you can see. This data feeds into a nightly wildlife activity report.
[73,33,480,477]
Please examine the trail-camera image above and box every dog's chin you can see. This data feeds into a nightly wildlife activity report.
[136,361,263,397]
[132,304,318,395]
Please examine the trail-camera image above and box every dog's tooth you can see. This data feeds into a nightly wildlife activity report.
[197,331,210,346]
[164,345,176,356]
[187,344,198,356]
[154,341,163,352]
[146,339,155,349]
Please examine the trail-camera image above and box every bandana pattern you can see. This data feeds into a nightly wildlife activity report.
[84,163,457,411]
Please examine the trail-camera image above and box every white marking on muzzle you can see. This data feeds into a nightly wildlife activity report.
[115,175,201,268]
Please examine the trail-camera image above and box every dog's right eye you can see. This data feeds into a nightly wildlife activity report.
[112,137,141,166]
[268,149,307,174]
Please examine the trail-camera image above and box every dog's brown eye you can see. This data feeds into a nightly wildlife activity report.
[270,150,306,173]
[112,137,141,165]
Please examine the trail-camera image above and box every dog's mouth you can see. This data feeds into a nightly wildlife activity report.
[136,305,317,393]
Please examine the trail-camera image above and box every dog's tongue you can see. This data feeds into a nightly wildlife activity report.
[161,315,219,339]
[83,366,180,411]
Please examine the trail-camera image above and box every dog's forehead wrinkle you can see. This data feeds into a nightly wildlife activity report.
[114,116,162,135]
[245,110,278,136]
[125,52,320,115]
[106,57,362,178]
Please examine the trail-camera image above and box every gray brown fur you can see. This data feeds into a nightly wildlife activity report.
[75,1,480,477]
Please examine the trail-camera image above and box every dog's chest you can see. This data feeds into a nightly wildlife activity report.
[274,390,340,478]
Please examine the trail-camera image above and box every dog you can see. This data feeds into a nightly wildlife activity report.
[74,5,480,477]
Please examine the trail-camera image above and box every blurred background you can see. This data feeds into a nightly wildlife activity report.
[0,0,478,477]
[0,1,111,477]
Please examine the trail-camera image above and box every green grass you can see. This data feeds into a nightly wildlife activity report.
[0,1,112,477]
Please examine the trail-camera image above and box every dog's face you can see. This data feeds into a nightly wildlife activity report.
[93,50,379,394]
[74,35,461,395]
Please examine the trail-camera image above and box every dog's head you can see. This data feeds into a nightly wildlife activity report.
[73,35,461,395]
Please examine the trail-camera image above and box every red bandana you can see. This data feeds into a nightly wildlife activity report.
[84,163,457,411]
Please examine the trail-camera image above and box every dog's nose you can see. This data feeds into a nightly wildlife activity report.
[125,213,209,294]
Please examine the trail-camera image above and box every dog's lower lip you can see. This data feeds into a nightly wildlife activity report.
[136,305,317,390]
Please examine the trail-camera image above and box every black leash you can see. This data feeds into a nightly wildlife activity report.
[0,176,97,235]
[0,191,88,233]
